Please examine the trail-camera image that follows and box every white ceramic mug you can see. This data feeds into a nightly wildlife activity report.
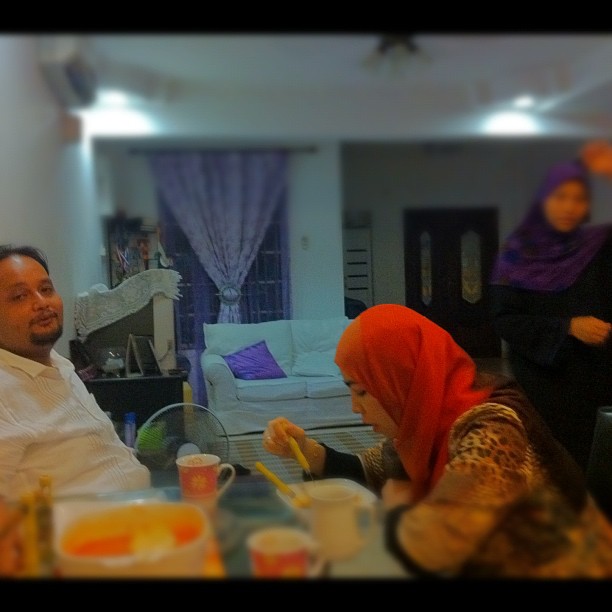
[308,481,376,562]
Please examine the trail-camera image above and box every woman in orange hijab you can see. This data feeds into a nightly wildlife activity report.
[263,304,612,578]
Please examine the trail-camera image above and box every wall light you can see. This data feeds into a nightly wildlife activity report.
[79,106,157,137]
[482,111,540,135]
[513,95,535,109]
[96,88,131,107]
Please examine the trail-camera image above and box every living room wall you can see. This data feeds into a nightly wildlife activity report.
[5,35,612,360]
[342,139,612,306]
[92,139,347,320]
[93,137,612,321]
[0,36,107,358]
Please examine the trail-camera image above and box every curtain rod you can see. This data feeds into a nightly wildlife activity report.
[127,145,318,155]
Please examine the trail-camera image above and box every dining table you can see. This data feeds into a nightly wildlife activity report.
[50,467,408,580]
[159,468,407,578]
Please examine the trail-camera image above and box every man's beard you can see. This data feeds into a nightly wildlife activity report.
[31,325,63,346]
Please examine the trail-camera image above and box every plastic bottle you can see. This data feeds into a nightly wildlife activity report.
[124,411,136,447]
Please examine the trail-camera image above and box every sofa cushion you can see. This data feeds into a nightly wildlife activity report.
[204,320,293,373]
[293,350,342,377]
[291,316,349,353]
[306,378,350,399]
[235,376,307,401]
[223,340,287,381]
[290,317,349,377]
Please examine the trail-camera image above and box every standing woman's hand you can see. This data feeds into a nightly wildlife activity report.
[580,140,612,178]
[569,316,612,346]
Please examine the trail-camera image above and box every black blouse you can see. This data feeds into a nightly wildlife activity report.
[489,232,612,470]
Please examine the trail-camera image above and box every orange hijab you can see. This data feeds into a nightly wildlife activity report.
[335,304,492,502]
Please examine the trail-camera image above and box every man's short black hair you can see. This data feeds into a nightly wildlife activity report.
[0,244,49,274]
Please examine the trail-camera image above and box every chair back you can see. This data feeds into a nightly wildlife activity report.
[586,406,612,519]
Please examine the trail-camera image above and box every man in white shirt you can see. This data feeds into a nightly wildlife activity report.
[0,244,150,501]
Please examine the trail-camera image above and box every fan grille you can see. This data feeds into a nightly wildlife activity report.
[135,403,230,471]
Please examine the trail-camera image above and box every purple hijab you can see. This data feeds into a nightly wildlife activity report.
[490,159,611,291]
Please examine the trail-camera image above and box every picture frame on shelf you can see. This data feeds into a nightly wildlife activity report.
[106,215,160,288]
[125,334,163,377]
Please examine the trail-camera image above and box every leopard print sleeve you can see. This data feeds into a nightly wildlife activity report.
[359,438,410,494]
[359,441,387,493]
[446,402,535,502]
[389,403,533,576]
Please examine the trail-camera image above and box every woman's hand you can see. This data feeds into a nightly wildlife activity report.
[381,478,415,511]
[262,417,306,459]
[569,315,612,346]
[262,417,327,476]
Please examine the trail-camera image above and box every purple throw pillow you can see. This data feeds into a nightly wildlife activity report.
[222,340,287,380]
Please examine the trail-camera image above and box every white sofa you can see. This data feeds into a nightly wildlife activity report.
[201,317,362,435]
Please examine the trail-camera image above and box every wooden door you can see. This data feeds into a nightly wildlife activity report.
[404,208,500,358]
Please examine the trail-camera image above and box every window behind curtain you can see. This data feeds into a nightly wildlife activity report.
[158,198,291,386]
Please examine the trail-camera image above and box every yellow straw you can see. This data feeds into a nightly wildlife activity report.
[287,437,311,475]
[36,474,54,576]
[254,461,295,497]
[19,492,39,577]
[254,461,310,508]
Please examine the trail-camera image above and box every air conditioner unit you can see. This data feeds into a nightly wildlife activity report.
[38,36,97,109]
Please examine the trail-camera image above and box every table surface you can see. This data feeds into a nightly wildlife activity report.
[55,471,407,579]
[158,472,407,578]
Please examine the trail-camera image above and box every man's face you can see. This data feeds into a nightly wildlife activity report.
[0,255,63,363]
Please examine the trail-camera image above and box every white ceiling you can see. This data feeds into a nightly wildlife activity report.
[75,33,612,140]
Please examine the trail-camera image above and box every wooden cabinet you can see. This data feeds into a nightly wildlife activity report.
[85,373,186,428]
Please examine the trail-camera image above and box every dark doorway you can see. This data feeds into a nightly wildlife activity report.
[404,208,500,358]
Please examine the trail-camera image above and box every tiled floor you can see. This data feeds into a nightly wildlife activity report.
[224,358,511,484]
[227,424,384,484]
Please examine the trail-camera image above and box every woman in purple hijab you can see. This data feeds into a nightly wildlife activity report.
[490,145,612,474]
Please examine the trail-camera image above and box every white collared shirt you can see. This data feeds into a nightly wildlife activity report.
[0,348,150,501]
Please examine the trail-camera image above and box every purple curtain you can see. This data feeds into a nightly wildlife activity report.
[147,150,288,322]
[146,150,289,405]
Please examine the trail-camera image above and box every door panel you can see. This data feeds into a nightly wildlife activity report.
[343,228,373,307]
[404,208,500,358]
